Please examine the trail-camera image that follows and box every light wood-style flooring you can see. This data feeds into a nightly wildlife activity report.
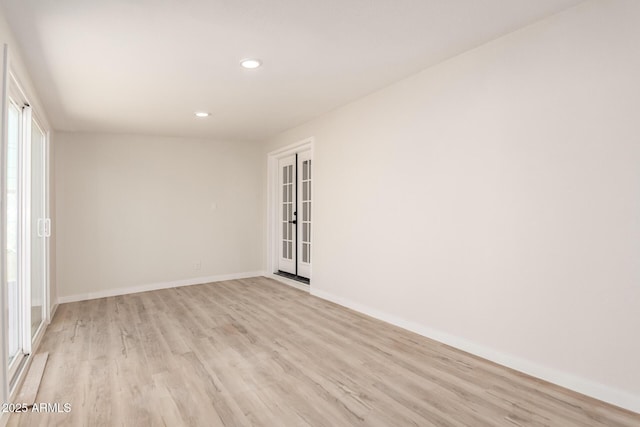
[9,277,640,426]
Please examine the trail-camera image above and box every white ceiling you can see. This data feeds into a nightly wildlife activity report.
[1,0,584,141]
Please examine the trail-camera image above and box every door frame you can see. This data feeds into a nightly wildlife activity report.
[266,137,314,291]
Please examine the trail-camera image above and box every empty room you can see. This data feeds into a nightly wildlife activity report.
[0,0,639,425]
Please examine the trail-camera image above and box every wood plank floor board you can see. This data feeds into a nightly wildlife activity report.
[214,287,459,426]
[16,353,49,406]
[237,278,635,427]
[9,277,640,426]
[228,280,518,425]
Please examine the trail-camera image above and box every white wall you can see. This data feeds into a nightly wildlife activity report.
[264,0,640,412]
[55,132,263,301]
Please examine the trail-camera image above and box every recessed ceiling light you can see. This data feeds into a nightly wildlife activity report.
[240,58,262,69]
[194,112,210,118]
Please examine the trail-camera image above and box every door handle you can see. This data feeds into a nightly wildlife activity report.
[37,218,44,237]
[288,211,297,224]
[44,218,51,237]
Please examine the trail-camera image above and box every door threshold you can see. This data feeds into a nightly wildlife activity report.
[275,271,310,285]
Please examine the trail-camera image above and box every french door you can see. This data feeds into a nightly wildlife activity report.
[278,150,312,280]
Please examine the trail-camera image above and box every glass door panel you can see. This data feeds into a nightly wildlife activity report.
[7,101,22,367]
[278,155,296,275]
[30,121,46,337]
[297,152,312,279]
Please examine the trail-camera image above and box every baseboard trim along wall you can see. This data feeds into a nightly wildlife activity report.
[311,288,640,415]
[57,271,265,304]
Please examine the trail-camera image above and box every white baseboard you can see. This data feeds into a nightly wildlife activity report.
[311,288,640,414]
[57,271,265,304]
[266,273,310,292]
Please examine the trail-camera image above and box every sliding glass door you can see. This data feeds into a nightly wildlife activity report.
[3,72,50,385]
